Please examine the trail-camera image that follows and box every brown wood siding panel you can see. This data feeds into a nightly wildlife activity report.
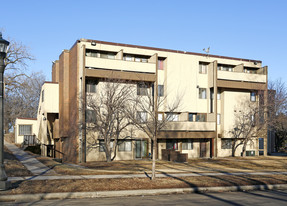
[63,43,79,163]
[58,53,64,138]
[85,68,156,82]
[52,61,59,83]
[158,131,215,139]
[217,80,266,90]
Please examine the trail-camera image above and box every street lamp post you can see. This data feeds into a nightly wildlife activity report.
[0,32,11,190]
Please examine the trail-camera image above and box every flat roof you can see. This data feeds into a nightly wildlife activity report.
[80,39,262,64]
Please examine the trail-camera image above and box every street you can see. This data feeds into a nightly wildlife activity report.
[2,190,287,206]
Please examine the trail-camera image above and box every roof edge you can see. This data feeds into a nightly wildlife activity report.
[81,39,262,63]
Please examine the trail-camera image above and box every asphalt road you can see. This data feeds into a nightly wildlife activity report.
[3,190,287,206]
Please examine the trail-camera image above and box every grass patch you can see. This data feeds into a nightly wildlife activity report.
[35,156,287,176]
[1,174,287,195]
[4,147,33,177]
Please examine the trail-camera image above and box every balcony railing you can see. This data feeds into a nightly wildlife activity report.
[217,70,266,83]
[163,121,216,131]
[85,57,156,74]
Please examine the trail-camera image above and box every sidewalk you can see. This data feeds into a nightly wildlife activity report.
[4,141,57,176]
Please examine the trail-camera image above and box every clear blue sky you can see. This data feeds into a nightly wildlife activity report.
[1,0,287,83]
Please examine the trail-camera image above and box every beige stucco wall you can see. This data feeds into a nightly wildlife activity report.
[15,118,37,144]
[78,40,267,159]
[36,83,59,147]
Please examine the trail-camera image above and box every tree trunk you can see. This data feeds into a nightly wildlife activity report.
[106,149,111,162]
[241,141,247,157]
[232,141,236,157]
[151,139,156,180]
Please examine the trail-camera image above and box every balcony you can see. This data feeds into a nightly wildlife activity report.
[163,121,215,131]
[85,57,156,74]
[217,70,266,83]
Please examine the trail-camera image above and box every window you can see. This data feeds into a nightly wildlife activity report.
[166,113,179,121]
[42,90,44,102]
[250,92,256,102]
[86,79,97,93]
[99,140,114,152]
[221,139,232,149]
[118,140,132,151]
[199,88,207,99]
[158,85,164,97]
[158,113,164,121]
[199,63,208,74]
[188,113,195,121]
[259,138,264,150]
[182,139,193,150]
[124,55,133,61]
[85,49,98,57]
[217,114,221,125]
[86,110,96,123]
[19,125,32,136]
[137,83,148,95]
[166,140,178,150]
[137,111,147,123]
[218,64,233,72]
[217,89,221,100]
[100,53,115,59]
[158,59,164,70]
[196,114,206,122]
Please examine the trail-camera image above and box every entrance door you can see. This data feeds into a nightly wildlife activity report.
[200,141,206,157]
[136,140,147,158]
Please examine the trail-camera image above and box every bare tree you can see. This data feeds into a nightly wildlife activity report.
[268,79,287,151]
[4,72,45,132]
[85,79,134,162]
[229,100,266,157]
[127,82,181,180]
[4,37,34,73]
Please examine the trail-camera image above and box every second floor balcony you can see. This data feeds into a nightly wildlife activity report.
[162,121,216,132]
[217,67,267,83]
[85,56,156,74]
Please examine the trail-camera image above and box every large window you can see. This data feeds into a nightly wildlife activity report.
[137,83,149,95]
[250,92,256,102]
[182,139,193,150]
[199,88,207,99]
[199,62,208,74]
[221,139,232,149]
[196,114,206,122]
[189,113,206,122]
[100,52,115,59]
[218,64,233,72]
[19,125,32,136]
[166,113,179,121]
[259,138,264,150]
[118,140,132,152]
[166,140,178,150]
[99,140,113,152]
[86,79,97,93]
[137,111,147,123]
[158,85,164,97]
[86,109,96,123]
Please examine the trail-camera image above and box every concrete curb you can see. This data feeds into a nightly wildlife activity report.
[1,184,287,202]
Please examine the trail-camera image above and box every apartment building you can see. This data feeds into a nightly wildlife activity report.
[45,39,268,163]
